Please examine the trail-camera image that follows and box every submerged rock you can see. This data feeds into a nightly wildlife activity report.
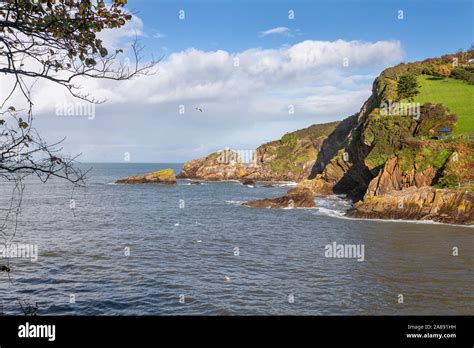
[116,168,177,185]
[242,188,315,209]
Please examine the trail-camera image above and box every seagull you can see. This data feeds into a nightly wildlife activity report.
[224,276,231,282]
[174,222,180,226]
[195,106,203,112]
[196,240,202,243]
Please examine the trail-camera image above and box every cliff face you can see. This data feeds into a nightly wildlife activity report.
[365,156,437,197]
[178,121,341,182]
[180,51,474,224]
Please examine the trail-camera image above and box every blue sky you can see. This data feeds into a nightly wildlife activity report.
[22,0,473,162]
[128,0,473,61]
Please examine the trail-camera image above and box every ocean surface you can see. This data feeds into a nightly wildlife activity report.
[0,163,472,315]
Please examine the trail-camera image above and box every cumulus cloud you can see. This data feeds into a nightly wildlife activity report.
[259,26,290,37]
[3,37,405,162]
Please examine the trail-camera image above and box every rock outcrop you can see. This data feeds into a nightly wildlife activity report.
[365,156,437,197]
[178,121,340,182]
[241,179,256,186]
[347,187,474,225]
[116,168,177,185]
[242,188,315,209]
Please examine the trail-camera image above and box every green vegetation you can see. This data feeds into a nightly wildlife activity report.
[261,121,339,175]
[397,146,452,172]
[397,74,420,101]
[151,168,175,178]
[362,109,416,170]
[413,75,474,136]
[414,103,457,137]
[281,132,298,147]
[434,174,458,189]
[450,66,474,84]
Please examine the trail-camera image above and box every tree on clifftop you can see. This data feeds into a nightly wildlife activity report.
[397,74,420,101]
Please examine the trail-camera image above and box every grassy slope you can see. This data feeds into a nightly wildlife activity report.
[413,75,474,136]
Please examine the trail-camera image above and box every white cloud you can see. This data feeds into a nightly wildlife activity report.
[154,31,166,39]
[2,37,405,162]
[97,15,145,48]
[259,27,290,37]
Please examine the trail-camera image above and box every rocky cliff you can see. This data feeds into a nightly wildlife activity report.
[178,121,343,182]
[180,51,474,224]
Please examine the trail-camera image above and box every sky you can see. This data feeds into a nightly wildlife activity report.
[12,0,474,162]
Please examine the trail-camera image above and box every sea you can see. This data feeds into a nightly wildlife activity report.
[0,163,472,315]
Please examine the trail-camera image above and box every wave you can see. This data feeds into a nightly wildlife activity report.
[272,182,297,187]
[345,215,474,228]
[316,206,346,217]
[225,200,245,205]
[314,200,474,228]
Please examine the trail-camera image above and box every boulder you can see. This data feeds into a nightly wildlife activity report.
[242,188,315,209]
[116,168,177,185]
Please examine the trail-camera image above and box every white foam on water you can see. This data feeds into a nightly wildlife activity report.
[273,182,298,187]
[313,195,473,228]
[225,200,245,205]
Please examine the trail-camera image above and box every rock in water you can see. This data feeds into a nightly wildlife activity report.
[241,179,256,186]
[116,168,177,185]
[242,188,315,209]
[347,187,473,225]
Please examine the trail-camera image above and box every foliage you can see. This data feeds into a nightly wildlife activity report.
[414,103,457,137]
[0,0,158,101]
[397,145,452,172]
[263,122,338,175]
[450,67,474,84]
[363,109,417,169]
[397,74,420,101]
[281,132,297,148]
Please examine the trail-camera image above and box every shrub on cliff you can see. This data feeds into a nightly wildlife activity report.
[281,133,298,147]
[414,103,457,137]
[450,67,474,84]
